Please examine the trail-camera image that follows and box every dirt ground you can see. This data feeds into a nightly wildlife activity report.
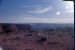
[0,30,74,50]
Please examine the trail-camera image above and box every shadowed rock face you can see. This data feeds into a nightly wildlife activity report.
[0,24,31,33]
[1,24,13,33]
[0,24,17,33]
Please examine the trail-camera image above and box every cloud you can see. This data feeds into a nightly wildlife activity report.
[0,16,73,23]
[24,5,40,8]
[56,12,60,15]
[64,2,74,13]
[18,17,73,23]
[65,10,74,13]
[65,6,74,13]
[65,6,70,9]
[49,18,74,23]
[28,6,53,14]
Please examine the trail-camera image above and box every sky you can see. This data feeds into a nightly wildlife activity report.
[0,0,74,23]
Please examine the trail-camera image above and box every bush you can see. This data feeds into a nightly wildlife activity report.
[35,37,47,44]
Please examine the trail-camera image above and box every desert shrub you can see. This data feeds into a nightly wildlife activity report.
[47,42,58,45]
[12,37,20,40]
[17,43,21,46]
[35,37,47,44]
[26,34,33,37]
[36,37,47,42]
[0,32,4,35]
[29,30,38,33]
[0,32,10,35]
[2,39,7,43]
[49,33,54,35]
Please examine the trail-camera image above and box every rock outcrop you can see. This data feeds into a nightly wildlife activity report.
[0,24,31,33]
[0,24,17,33]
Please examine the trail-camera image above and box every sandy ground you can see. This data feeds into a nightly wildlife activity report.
[0,30,74,50]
